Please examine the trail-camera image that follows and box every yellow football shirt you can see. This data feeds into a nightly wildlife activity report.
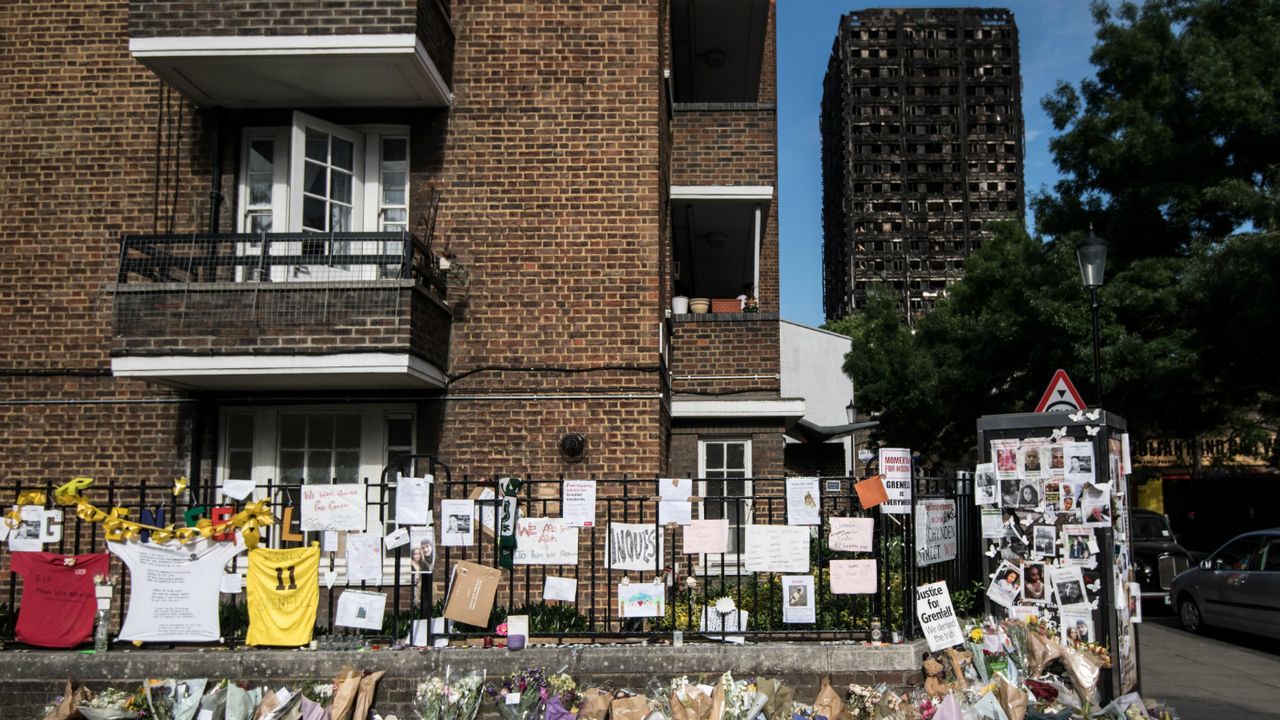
[246,545,320,647]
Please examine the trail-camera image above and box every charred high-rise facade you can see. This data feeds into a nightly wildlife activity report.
[821,8,1024,321]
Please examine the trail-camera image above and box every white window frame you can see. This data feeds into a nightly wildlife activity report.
[696,437,753,575]
[218,403,416,498]
[235,114,410,281]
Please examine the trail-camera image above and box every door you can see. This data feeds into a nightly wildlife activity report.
[1235,535,1280,639]
[283,112,367,281]
[1200,535,1264,630]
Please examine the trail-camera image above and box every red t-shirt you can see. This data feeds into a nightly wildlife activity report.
[10,552,110,648]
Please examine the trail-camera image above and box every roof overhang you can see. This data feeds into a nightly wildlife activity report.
[786,419,880,444]
[671,397,806,424]
[670,0,769,103]
[129,34,453,108]
[111,352,447,391]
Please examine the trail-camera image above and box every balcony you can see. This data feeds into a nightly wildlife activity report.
[670,0,769,103]
[110,233,451,391]
[671,185,772,302]
[128,0,454,108]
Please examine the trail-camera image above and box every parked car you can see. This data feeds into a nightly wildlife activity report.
[1129,509,1193,601]
[1169,528,1280,640]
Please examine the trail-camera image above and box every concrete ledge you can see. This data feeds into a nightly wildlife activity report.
[0,643,927,718]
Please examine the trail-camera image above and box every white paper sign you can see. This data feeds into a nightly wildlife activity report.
[830,559,878,594]
[744,525,810,573]
[914,499,957,567]
[786,477,822,526]
[562,480,597,528]
[974,463,998,505]
[682,519,729,555]
[916,581,964,651]
[222,479,256,501]
[440,499,476,547]
[658,500,693,526]
[514,518,579,565]
[658,477,693,500]
[475,488,497,534]
[828,517,874,552]
[543,576,578,603]
[608,522,663,571]
[879,448,913,514]
[301,484,366,532]
[618,580,665,617]
[344,533,383,583]
[782,575,816,624]
[334,589,386,630]
[322,531,340,553]
[384,527,410,550]
[394,474,433,526]
[8,505,45,552]
[981,508,1005,539]
[220,572,243,594]
[405,617,449,648]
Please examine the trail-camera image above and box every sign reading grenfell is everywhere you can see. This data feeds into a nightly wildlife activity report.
[878,447,913,514]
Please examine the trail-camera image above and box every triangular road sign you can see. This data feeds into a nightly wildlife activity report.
[1034,369,1087,413]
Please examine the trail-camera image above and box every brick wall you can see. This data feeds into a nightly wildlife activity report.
[430,0,666,473]
[669,315,780,394]
[112,284,452,368]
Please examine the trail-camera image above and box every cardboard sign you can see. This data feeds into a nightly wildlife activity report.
[878,448,912,514]
[301,484,366,532]
[914,499,957,567]
[513,518,579,565]
[916,581,964,651]
[442,561,502,627]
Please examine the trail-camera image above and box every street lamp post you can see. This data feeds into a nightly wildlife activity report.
[1075,229,1108,408]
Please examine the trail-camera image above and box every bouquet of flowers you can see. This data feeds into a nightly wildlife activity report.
[543,673,579,720]
[844,684,908,720]
[716,673,759,720]
[484,668,547,720]
[414,670,485,720]
[301,680,336,709]
[78,687,145,720]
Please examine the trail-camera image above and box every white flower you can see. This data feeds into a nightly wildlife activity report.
[713,596,737,614]
[685,576,698,589]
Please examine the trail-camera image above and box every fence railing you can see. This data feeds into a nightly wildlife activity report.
[115,232,447,294]
[1,467,980,648]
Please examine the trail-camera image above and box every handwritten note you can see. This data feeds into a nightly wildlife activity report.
[513,518,579,565]
[344,533,383,584]
[830,559,877,594]
[682,519,729,555]
[744,525,810,573]
[608,523,663,571]
[543,576,578,603]
[828,517,874,552]
[301,484,366,531]
[659,500,693,526]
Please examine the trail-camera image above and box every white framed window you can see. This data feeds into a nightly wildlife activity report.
[697,438,753,574]
[236,113,410,281]
[219,404,415,491]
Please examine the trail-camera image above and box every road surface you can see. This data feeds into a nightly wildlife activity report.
[1139,615,1280,718]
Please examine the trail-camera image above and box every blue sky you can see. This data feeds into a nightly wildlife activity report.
[777,1,1103,327]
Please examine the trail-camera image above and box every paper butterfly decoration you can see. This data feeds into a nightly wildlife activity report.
[1068,411,1086,422]
[1086,425,1101,437]
[1051,427,1068,440]
[1086,410,1101,421]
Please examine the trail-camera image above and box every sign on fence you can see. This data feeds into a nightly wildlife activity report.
[914,499,957,567]
[300,484,366,531]
[879,448,913,514]
[513,518,579,565]
[916,580,964,651]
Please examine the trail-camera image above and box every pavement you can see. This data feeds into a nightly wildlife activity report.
[1139,612,1280,719]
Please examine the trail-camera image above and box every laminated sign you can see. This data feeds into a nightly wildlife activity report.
[878,448,913,515]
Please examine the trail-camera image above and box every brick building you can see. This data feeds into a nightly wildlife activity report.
[0,0,800,543]
[820,7,1025,321]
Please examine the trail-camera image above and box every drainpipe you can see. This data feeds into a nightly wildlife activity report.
[207,108,224,233]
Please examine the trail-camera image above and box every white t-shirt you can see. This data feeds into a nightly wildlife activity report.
[109,536,245,642]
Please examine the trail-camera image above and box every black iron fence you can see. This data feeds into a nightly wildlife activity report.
[1,466,981,648]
